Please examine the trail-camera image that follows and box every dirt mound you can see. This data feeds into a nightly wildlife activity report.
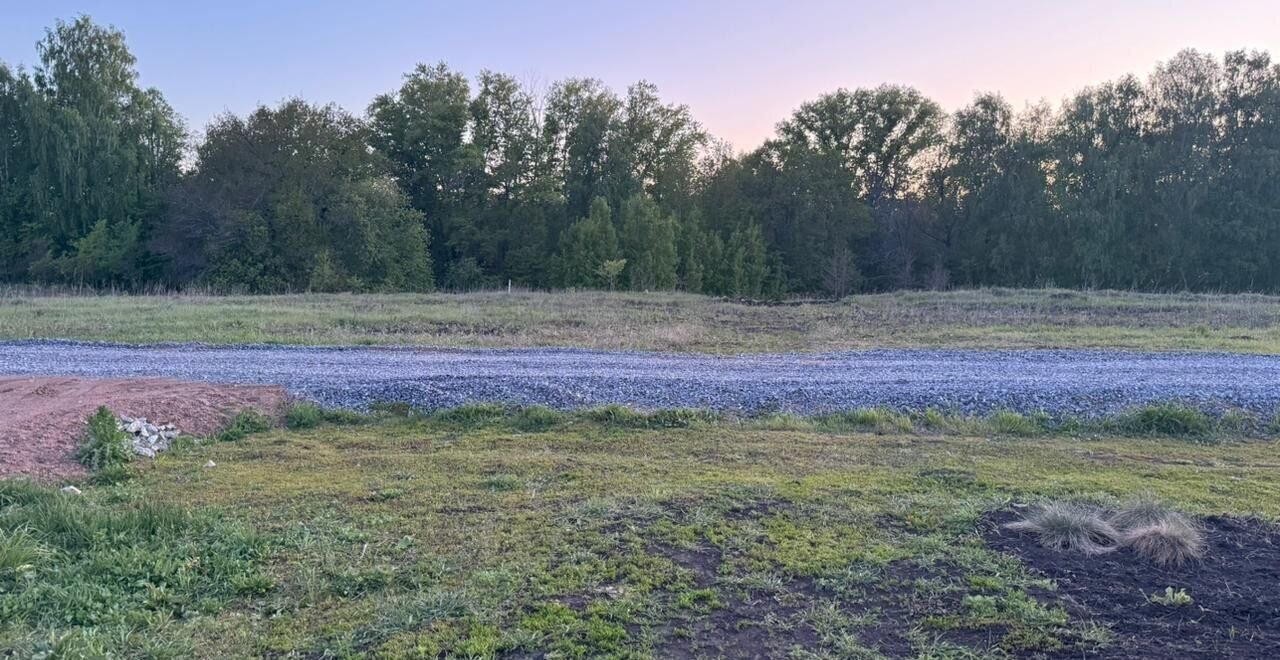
[0,376,286,481]
[985,509,1280,659]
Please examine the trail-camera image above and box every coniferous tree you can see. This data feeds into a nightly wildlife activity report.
[558,197,619,288]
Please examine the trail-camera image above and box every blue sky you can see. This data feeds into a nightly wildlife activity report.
[3,1,1278,149]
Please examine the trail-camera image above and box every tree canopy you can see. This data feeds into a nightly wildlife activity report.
[4,16,1279,295]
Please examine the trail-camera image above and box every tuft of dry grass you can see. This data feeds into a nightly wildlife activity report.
[1122,520,1207,567]
[1005,503,1121,555]
[1111,497,1207,567]
[1108,495,1180,530]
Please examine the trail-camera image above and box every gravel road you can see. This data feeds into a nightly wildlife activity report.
[1,340,1277,416]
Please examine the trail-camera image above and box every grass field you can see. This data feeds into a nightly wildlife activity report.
[3,287,1280,353]
[3,409,1277,658]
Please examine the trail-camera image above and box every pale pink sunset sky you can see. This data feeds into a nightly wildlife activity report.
[4,0,1279,150]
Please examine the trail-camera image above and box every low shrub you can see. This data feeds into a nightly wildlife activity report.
[1005,503,1121,555]
[432,403,507,426]
[76,406,131,472]
[583,405,717,429]
[1110,403,1212,440]
[990,410,1049,436]
[584,404,649,428]
[815,408,913,434]
[647,408,717,429]
[285,402,370,429]
[285,402,326,430]
[216,409,274,442]
[512,406,565,432]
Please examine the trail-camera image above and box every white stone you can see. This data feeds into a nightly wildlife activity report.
[60,485,82,496]
[204,460,217,468]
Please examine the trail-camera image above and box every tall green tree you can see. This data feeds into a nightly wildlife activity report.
[558,197,620,288]
[0,16,183,285]
[161,100,432,292]
[368,63,475,279]
[619,194,678,290]
[543,79,623,219]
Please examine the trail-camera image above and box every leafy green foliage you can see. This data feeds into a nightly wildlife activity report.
[1110,403,1213,440]
[215,409,273,442]
[583,404,715,429]
[1148,587,1193,607]
[164,100,434,293]
[284,402,369,430]
[6,18,1279,297]
[0,17,183,287]
[559,198,621,288]
[511,406,566,432]
[76,406,131,472]
[431,402,508,427]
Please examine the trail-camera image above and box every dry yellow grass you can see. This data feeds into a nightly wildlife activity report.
[2,287,1279,352]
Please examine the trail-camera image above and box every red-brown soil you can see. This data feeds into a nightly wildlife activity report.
[0,376,286,481]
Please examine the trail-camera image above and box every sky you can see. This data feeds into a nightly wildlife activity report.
[3,0,1279,151]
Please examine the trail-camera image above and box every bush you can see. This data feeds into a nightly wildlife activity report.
[76,406,131,472]
[512,406,565,432]
[432,403,507,426]
[584,405,649,428]
[647,408,718,429]
[286,402,370,430]
[216,409,273,442]
[285,402,326,429]
[1111,403,1212,440]
[990,410,1048,436]
[582,405,715,429]
[815,408,913,434]
[1005,503,1121,555]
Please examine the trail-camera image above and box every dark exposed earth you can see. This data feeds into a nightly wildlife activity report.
[985,510,1280,659]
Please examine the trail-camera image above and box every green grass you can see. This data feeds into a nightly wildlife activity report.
[286,401,1274,441]
[3,287,1280,353]
[2,410,1277,658]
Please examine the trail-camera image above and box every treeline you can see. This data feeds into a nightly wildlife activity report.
[3,17,1279,295]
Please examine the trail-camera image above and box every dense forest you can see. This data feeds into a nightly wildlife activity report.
[2,17,1279,295]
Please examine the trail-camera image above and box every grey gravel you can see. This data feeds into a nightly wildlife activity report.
[1,340,1278,417]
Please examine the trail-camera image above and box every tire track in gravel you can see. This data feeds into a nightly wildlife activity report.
[1,340,1278,416]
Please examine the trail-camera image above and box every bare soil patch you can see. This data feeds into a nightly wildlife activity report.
[985,510,1280,659]
[0,376,286,481]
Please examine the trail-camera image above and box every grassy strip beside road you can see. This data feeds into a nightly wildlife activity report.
[3,288,1280,353]
[2,407,1279,657]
